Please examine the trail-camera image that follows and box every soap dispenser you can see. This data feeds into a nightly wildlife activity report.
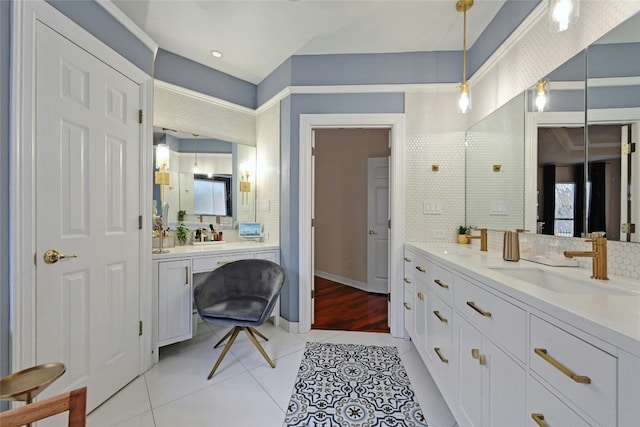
[503,231,520,261]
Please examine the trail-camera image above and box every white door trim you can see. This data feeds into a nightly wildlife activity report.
[299,113,405,337]
[10,0,153,373]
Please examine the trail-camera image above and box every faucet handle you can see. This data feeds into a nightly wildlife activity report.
[516,229,529,233]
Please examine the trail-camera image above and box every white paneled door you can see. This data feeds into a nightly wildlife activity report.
[35,22,141,412]
[367,157,389,294]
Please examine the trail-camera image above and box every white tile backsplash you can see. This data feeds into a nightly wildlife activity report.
[256,102,281,244]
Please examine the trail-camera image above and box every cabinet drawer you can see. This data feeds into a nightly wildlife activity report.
[527,376,591,426]
[530,315,615,427]
[192,253,248,272]
[428,263,453,305]
[454,275,526,361]
[429,294,452,344]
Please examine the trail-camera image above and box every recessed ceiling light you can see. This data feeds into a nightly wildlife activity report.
[210,50,223,59]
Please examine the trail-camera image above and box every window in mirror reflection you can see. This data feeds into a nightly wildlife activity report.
[193,175,231,216]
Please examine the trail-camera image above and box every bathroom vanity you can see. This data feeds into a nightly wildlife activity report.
[152,243,280,363]
[404,243,639,427]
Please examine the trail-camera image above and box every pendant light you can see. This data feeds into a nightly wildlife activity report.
[457,0,473,114]
[193,134,199,173]
[549,0,579,32]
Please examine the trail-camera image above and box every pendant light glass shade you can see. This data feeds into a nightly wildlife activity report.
[549,0,579,32]
[456,0,473,114]
[533,80,550,112]
[459,82,471,114]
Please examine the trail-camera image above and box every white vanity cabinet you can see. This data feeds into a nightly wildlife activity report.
[157,258,192,347]
[404,243,640,427]
[153,243,280,361]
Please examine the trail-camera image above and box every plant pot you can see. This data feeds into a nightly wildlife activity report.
[457,234,469,244]
[178,215,185,221]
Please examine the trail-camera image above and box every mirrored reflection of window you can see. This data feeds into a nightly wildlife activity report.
[194,175,230,216]
[554,183,575,236]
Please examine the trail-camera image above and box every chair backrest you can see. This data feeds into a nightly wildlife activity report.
[193,259,285,323]
[0,387,87,427]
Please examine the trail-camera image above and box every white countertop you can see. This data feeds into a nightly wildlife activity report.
[406,242,640,357]
[152,241,280,261]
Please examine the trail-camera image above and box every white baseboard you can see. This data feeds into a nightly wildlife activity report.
[314,270,375,293]
[276,317,299,333]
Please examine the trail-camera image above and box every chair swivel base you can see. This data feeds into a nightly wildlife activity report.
[207,326,275,379]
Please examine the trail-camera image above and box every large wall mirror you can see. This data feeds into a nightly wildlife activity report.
[153,128,256,226]
[526,12,639,242]
[466,93,526,231]
[153,81,257,227]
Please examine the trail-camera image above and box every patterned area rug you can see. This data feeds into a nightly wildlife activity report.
[283,342,428,427]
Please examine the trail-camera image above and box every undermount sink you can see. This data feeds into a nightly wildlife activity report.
[487,267,637,296]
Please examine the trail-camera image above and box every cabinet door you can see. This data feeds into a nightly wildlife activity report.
[414,282,427,352]
[456,316,483,427]
[158,259,192,346]
[483,338,525,427]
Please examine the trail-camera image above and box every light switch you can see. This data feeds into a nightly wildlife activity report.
[423,200,442,215]
[490,201,508,215]
[263,200,270,211]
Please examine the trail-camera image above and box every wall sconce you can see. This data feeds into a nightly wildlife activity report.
[549,0,579,32]
[532,80,550,112]
[457,0,474,114]
[240,171,251,205]
[154,144,170,202]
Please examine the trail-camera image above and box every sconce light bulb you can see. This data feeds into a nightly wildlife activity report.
[193,162,199,173]
[458,82,470,114]
[552,0,574,32]
[535,92,547,112]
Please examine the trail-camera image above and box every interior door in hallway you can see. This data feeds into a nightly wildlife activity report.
[367,157,389,294]
[35,21,141,412]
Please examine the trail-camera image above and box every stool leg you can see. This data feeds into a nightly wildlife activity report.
[207,327,241,379]
[213,328,235,349]
[244,327,275,368]
[250,327,269,342]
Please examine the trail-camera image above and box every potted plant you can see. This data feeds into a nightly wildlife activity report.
[177,210,186,221]
[457,225,470,244]
[176,223,189,245]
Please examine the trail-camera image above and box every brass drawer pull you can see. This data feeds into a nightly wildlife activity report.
[415,266,426,273]
[403,303,412,310]
[404,278,412,284]
[417,292,424,301]
[433,310,448,323]
[404,257,412,262]
[471,348,486,365]
[534,348,591,384]
[466,301,492,317]
[217,260,235,265]
[434,347,448,364]
[434,279,449,289]
[531,413,547,427]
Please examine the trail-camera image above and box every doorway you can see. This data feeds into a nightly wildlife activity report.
[312,128,390,332]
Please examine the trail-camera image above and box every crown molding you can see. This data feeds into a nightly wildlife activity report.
[96,0,158,56]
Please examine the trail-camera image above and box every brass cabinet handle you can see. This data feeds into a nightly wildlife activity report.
[531,413,547,427]
[434,279,449,289]
[403,302,412,310]
[471,348,486,365]
[43,249,78,264]
[185,266,189,285]
[415,266,426,273]
[417,292,424,301]
[404,278,412,284]
[217,260,234,265]
[433,310,448,323]
[404,257,412,262]
[466,301,492,317]
[434,347,448,364]
[534,348,591,384]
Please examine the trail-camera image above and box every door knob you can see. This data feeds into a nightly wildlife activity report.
[43,249,78,264]
[369,230,377,235]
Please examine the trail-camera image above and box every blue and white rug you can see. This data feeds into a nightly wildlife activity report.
[283,342,428,427]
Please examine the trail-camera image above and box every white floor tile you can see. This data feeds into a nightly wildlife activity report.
[249,348,305,413]
[321,330,414,354]
[111,411,156,427]
[152,372,285,427]
[87,376,151,427]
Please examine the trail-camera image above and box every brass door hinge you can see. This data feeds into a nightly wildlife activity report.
[138,215,143,230]
[138,110,143,124]
[139,321,143,336]
[622,223,636,234]
[622,143,636,155]
[311,289,315,299]
[387,293,391,302]
[388,219,391,229]
[311,218,315,227]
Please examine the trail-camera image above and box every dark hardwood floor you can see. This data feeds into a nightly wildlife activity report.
[312,276,390,333]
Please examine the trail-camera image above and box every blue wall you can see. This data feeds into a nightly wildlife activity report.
[278,93,405,321]
[1,0,11,412]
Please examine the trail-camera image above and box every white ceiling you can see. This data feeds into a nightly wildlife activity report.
[113,0,506,84]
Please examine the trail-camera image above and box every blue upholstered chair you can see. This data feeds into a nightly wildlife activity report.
[193,259,285,379]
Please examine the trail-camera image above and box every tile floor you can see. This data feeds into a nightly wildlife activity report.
[87,321,458,427]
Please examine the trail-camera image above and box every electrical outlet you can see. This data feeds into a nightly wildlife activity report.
[433,229,445,238]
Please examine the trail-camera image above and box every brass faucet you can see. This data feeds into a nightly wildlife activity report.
[468,228,488,251]
[563,237,609,280]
